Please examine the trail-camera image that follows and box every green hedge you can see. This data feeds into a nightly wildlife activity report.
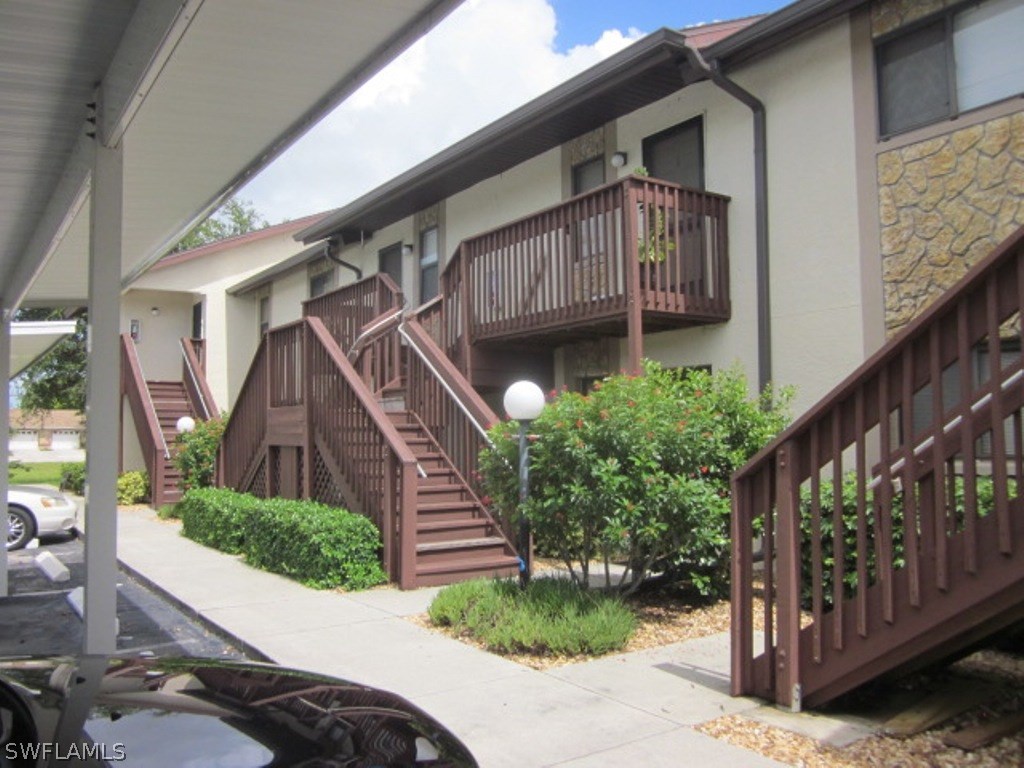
[179,488,253,555]
[178,488,387,590]
[116,471,149,504]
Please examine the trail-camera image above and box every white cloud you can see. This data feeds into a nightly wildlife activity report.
[240,0,641,223]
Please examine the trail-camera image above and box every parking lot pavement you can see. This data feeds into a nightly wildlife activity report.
[1,535,247,659]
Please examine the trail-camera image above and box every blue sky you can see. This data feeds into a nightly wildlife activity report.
[550,0,790,50]
[242,0,793,223]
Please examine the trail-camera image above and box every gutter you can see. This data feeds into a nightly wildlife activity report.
[683,47,772,394]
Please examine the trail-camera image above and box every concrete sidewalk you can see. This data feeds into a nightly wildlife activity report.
[116,506,815,767]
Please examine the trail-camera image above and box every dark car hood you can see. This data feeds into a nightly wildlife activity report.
[0,655,477,767]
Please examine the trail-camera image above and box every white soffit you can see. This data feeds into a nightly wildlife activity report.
[2,0,461,308]
[10,321,77,379]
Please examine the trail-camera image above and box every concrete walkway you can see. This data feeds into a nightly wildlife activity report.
[116,506,796,767]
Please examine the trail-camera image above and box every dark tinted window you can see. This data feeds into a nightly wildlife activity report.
[642,117,704,189]
[877,19,950,135]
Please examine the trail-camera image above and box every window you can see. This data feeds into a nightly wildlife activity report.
[308,257,335,299]
[419,227,439,304]
[191,301,203,339]
[571,157,605,196]
[258,295,270,336]
[876,0,1024,136]
[642,117,704,190]
[378,242,403,288]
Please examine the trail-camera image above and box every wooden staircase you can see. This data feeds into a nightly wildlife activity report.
[731,225,1024,710]
[387,411,520,586]
[220,276,522,589]
[146,380,195,505]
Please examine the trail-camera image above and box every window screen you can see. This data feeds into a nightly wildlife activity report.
[877,19,950,136]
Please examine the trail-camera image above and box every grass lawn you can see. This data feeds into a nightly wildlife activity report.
[8,462,65,487]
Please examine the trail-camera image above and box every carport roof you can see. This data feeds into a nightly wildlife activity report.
[0,0,463,311]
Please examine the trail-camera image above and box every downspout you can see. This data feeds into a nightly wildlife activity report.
[683,48,772,393]
[324,237,362,280]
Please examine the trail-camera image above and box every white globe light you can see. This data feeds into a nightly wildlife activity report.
[503,380,545,421]
[176,416,196,433]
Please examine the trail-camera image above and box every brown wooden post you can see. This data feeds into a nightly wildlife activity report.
[624,181,643,374]
[399,459,418,590]
[302,322,313,499]
[775,439,803,711]
[730,475,754,696]
[382,452,395,582]
[459,244,473,381]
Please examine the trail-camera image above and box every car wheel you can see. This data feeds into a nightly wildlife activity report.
[7,505,35,551]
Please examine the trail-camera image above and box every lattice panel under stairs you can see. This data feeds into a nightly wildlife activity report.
[312,449,345,507]
[269,450,280,497]
[248,457,268,499]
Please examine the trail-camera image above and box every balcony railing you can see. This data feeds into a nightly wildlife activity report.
[439,175,729,356]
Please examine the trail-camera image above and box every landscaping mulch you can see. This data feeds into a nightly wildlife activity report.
[410,576,1024,765]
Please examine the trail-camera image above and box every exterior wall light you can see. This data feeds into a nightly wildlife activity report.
[611,151,628,168]
[503,380,545,586]
[175,416,196,434]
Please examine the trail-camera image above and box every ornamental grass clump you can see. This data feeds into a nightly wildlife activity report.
[428,578,635,657]
[478,360,791,597]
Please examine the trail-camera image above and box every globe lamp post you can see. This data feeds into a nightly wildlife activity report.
[503,380,545,587]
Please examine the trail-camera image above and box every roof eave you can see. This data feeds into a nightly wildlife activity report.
[295,28,694,244]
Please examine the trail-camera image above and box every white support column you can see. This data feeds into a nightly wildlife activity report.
[84,141,123,654]
[1,313,10,597]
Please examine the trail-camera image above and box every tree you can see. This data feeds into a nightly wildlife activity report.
[172,197,269,253]
[14,308,88,412]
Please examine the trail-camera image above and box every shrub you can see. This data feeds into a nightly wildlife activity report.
[799,473,1016,610]
[156,503,180,520]
[242,498,387,590]
[178,488,387,590]
[179,487,254,555]
[428,578,635,656]
[60,462,86,494]
[478,361,791,597]
[173,414,227,491]
[116,471,149,504]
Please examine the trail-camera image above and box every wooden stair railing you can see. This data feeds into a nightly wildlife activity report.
[221,333,269,493]
[347,307,404,396]
[306,317,418,586]
[180,336,218,421]
[400,314,516,544]
[303,273,404,350]
[732,225,1024,710]
[120,334,171,506]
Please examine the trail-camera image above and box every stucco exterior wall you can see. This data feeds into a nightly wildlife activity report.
[739,15,865,415]
[129,226,311,410]
[618,17,865,417]
[120,289,195,381]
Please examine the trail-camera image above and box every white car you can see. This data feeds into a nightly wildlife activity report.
[6,485,79,550]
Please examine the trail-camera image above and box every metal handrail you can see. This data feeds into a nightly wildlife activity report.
[399,320,493,447]
[347,307,403,363]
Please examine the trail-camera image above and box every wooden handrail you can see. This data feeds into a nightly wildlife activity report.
[120,334,168,460]
[221,335,269,490]
[731,224,1024,709]
[303,273,404,351]
[180,337,217,421]
[120,334,169,506]
[400,318,498,440]
[306,317,419,586]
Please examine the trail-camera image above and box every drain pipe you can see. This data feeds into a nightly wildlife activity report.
[683,48,771,393]
[324,237,362,280]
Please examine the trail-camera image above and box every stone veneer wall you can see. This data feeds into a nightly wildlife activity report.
[872,0,1024,335]
[879,115,1024,334]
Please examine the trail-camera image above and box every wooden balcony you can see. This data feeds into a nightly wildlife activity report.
[440,175,729,368]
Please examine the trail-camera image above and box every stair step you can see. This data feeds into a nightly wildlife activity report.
[417,500,479,514]
[417,519,494,543]
[414,554,520,586]
[416,485,467,503]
